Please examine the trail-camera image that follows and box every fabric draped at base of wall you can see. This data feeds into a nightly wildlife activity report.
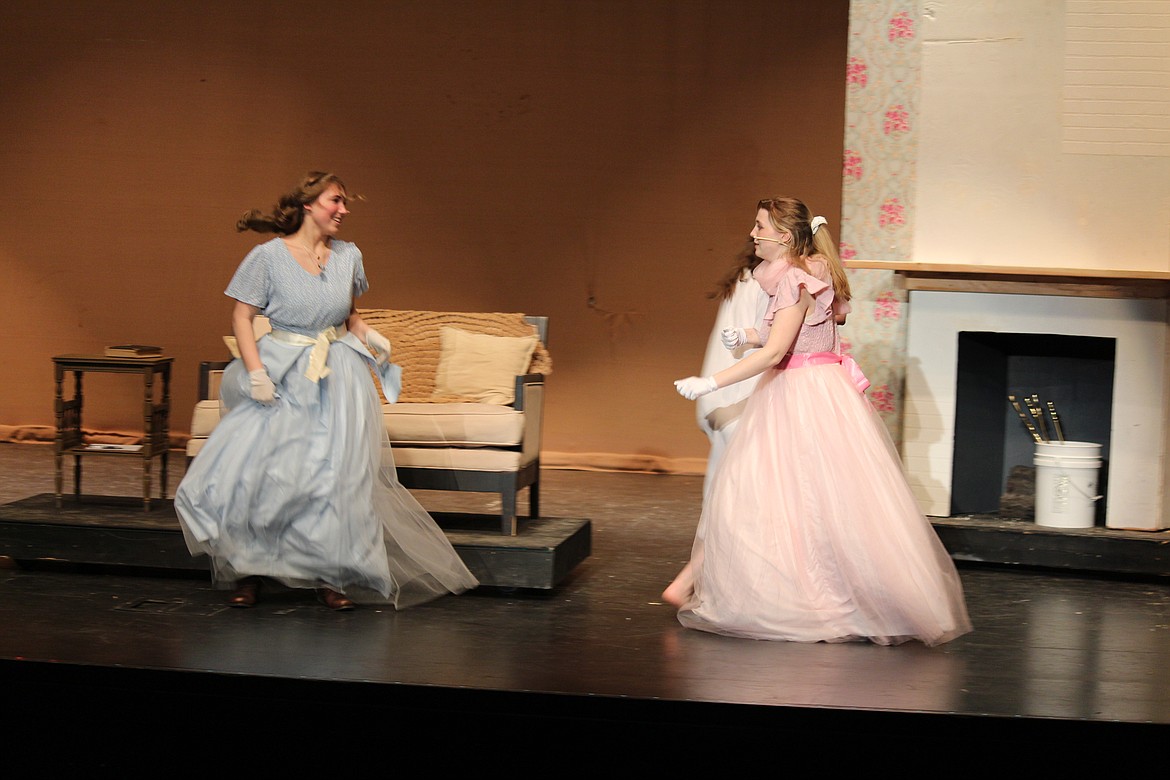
[0,427,709,477]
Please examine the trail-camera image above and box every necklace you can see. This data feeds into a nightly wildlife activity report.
[291,238,328,271]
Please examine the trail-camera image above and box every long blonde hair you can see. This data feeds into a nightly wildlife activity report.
[758,197,851,302]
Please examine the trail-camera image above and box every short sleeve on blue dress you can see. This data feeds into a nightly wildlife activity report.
[352,249,369,299]
[225,244,272,309]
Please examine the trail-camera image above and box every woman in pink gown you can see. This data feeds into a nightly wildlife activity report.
[667,197,971,646]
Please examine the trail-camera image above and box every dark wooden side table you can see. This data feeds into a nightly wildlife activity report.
[53,354,173,511]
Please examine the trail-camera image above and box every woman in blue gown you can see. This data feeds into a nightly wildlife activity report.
[175,172,478,610]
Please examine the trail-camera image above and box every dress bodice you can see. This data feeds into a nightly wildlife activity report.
[752,256,844,355]
[224,237,368,337]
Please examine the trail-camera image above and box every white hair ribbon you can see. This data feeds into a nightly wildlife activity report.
[810,216,827,235]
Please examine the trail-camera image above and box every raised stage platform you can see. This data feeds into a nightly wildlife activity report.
[0,493,590,590]
[932,514,1170,578]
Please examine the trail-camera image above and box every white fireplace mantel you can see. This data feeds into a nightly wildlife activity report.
[850,261,1170,299]
[882,264,1170,531]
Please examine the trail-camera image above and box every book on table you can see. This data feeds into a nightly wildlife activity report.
[104,344,163,358]
[84,443,143,452]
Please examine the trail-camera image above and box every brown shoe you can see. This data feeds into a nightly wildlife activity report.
[228,576,261,608]
[317,588,355,611]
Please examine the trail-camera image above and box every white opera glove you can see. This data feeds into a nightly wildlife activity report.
[674,376,718,401]
[720,327,747,350]
[365,330,391,365]
[249,369,277,404]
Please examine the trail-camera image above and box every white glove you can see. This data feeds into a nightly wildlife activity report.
[720,327,747,350]
[674,376,718,401]
[249,369,277,404]
[365,330,391,365]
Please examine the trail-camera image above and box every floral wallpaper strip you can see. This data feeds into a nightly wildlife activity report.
[840,1,921,445]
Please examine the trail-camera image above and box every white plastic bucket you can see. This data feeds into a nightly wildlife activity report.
[1032,441,1102,529]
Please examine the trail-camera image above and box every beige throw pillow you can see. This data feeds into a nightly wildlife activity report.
[433,326,539,404]
[223,317,273,359]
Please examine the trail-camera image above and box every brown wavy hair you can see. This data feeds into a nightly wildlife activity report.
[236,171,348,235]
[709,239,764,301]
[757,196,851,301]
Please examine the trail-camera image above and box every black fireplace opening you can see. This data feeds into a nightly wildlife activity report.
[951,331,1115,522]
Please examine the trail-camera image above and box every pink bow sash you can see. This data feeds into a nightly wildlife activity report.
[780,352,870,393]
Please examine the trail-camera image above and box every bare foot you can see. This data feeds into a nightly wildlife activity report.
[662,562,694,607]
[662,583,690,608]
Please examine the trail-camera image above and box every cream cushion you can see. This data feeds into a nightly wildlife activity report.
[384,403,524,447]
[185,399,223,458]
[189,400,524,458]
[433,327,538,405]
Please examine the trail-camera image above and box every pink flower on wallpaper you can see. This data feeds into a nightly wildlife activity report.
[846,57,868,87]
[840,242,857,260]
[874,291,901,320]
[840,335,853,354]
[870,385,896,413]
[843,149,863,180]
[883,105,909,134]
[888,12,914,42]
[878,198,905,227]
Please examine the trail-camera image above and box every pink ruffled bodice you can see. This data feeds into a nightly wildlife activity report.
[752,256,849,355]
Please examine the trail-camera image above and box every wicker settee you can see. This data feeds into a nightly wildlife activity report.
[186,310,550,535]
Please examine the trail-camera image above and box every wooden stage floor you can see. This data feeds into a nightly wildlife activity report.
[2,443,1169,768]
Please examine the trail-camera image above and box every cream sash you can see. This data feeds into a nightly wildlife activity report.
[269,325,345,382]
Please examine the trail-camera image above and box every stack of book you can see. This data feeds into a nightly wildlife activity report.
[104,344,163,358]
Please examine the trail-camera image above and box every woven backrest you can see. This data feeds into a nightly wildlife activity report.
[359,309,552,403]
